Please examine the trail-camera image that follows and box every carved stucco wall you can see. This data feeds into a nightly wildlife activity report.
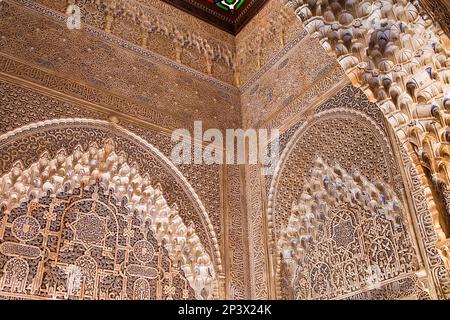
[0,138,215,299]
[239,32,347,129]
[1,0,450,300]
[237,0,450,300]
[0,80,224,253]
[235,0,304,86]
[235,2,450,294]
[31,0,236,84]
[0,83,255,300]
[0,183,199,300]
[0,0,253,300]
[0,117,227,298]
[0,0,241,130]
[277,158,420,300]
[289,0,450,254]
[419,0,450,37]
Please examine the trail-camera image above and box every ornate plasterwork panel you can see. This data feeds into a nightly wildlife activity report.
[240,32,347,129]
[0,0,233,280]
[277,159,419,299]
[0,80,106,136]
[244,164,269,299]
[0,75,248,297]
[0,180,204,299]
[262,85,435,298]
[5,0,450,301]
[0,57,188,132]
[398,143,450,298]
[0,0,241,129]
[235,0,305,86]
[269,108,397,239]
[30,0,236,82]
[290,0,450,239]
[419,0,450,38]
[0,119,223,282]
[244,85,411,300]
[224,165,250,299]
[315,85,387,130]
[0,80,224,249]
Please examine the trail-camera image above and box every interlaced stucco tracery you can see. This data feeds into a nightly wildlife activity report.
[2,0,450,300]
[291,0,450,175]
[277,158,419,299]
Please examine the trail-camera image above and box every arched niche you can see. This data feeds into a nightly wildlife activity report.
[267,107,435,299]
[0,118,222,299]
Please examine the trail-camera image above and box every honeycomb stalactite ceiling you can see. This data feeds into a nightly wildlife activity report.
[161,0,268,34]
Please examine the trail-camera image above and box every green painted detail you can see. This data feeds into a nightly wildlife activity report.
[215,0,245,12]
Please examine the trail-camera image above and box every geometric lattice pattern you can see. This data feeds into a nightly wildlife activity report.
[0,182,197,300]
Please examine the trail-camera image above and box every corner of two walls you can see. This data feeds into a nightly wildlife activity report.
[233,0,350,299]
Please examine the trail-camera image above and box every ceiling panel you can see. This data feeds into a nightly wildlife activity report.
[161,0,267,34]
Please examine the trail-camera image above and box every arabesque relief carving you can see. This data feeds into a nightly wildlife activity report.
[419,0,450,37]
[0,139,217,299]
[266,96,450,299]
[277,158,420,299]
[0,79,225,250]
[2,0,450,301]
[0,0,241,129]
[31,0,236,82]
[0,117,226,288]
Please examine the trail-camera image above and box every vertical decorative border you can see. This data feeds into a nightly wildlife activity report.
[244,164,269,299]
[223,164,251,299]
[398,142,450,299]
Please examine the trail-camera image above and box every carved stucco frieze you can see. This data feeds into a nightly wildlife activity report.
[0,0,241,129]
[419,0,450,38]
